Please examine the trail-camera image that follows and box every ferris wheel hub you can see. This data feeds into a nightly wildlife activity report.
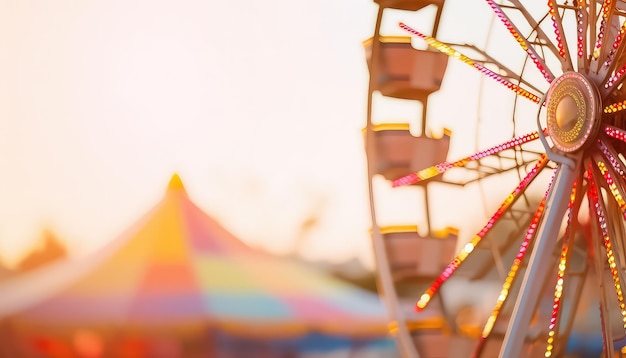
[545,72,602,153]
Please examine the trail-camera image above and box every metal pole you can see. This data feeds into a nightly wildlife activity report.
[365,5,419,358]
[499,158,581,357]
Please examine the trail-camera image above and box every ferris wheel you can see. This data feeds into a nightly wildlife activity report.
[364,0,626,357]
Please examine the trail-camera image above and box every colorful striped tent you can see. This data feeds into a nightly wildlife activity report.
[0,174,393,356]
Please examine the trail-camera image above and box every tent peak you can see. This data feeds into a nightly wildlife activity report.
[168,173,186,192]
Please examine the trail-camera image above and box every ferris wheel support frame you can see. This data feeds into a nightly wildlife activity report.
[499,153,581,357]
[365,5,420,358]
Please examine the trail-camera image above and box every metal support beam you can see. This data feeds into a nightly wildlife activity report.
[499,157,581,357]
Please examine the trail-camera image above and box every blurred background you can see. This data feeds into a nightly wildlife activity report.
[0,0,379,270]
[0,0,608,357]
[0,0,400,356]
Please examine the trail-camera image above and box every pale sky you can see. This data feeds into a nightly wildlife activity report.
[0,1,544,269]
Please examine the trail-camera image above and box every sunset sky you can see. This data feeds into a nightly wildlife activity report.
[0,1,538,269]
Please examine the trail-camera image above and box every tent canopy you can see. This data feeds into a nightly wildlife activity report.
[3,174,389,338]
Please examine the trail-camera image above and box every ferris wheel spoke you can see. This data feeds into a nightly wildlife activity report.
[473,178,557,357]
[603,62,626,95]
[592,152,626,218]
[445,43,545,94]
[547,0,574,70]
[606,193,626,273]
[392,132,542,187]
[576,1,593,72]
[586,168,623,358]
[592,0,615,61]
[499,152,583,356]
[544,176,585,358]
[600,16,626,75]
[483,0,556,82]
[604,123,626,142]
[596,138,626,178]
[587,162,626,334]
[591,1,626,79]
[604,99,626,113]
[414,155,550,312]
[497,0,573,72]
[586,221,617,357]
[590,158,626,293]
[595,139,626,255]
[602,28,626,96]
[399,22,543,104]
